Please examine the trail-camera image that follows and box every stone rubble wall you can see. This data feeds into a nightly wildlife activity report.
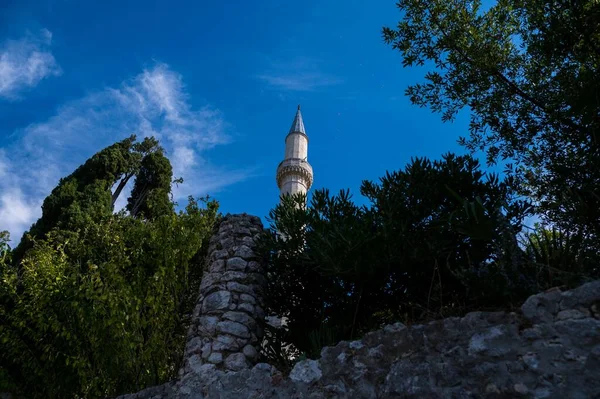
[179,214,267,374]
[116,214,600,398]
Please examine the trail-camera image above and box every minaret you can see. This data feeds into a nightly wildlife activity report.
[276,105,313,202]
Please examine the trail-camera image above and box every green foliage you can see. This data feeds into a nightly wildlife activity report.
[0,198,217,398]
[12,136,166,265]
[263,153,598,361]
[127,148,174,219]
[522,225,597,288]
[31,136,136,234]
[382,0,600,247]
[0,136,219,398]
[262,153,537,358]
[0,231,10,264]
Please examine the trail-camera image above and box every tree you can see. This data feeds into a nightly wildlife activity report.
[262,153,529,358]
[0,137,219,398]
[382,0,600,243]
[12,136,165,265]
[263,189,380,358]
[360,153,530,310]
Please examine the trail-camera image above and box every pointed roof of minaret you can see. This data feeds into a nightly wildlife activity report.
[288,104,306,135]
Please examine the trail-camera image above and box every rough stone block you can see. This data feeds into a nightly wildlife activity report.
[223,311,255,327]
[213,335,241,351]
[556,309,590,320]
[242,236,257,247]
[186,354,204,374]
[242,344,258,360]
[240,293,257,304]
[227,282,255,295]
[521,288,562,323]
[202,291,231,313]
[199,272,221,292]
[224,353,249,371]
[221,271,247,282]
[554,318,600,345]
[468,325,513,357]
[201,343,212,360]
[208,260,225,273]
[220,237,235,249]
[233,226,251,236]
[290,360,322,384]
[233,245,256,259]
[211,249,229,260]
[185,337,203,355]
[383,322,406,334]
[237,303,254,314]
[198,316,219,335]
[559,280,600,310]
[217,321,250,339]
[226,257,248,271]
[208,352,223,364]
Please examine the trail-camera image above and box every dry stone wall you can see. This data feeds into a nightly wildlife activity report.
[116,214,600,398]
[179,213,266,374]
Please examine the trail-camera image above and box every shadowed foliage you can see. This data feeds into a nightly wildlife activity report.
[0,138,218,398]
[261,154,562,360]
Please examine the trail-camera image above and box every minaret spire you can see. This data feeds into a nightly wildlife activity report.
[276,105,313,201]
[289,104,306,135]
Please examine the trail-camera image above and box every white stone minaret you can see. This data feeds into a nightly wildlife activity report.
[276,105,313,201]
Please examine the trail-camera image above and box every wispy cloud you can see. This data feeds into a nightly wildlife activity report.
[257,56,342,91]
[0,29,61,99]
[0,188,40,240]
[0,63,249,241]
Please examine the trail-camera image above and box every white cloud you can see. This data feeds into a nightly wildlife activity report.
[258,72,341,91]
[0,63,249,242]
[0,188,40,241]
[0,150,7,178]
[0,29,61,99]
[257,56,342,91]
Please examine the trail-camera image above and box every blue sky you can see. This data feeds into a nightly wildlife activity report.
[0,0,477,241]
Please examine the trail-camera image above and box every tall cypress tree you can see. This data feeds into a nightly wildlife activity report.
[12,135,165,264]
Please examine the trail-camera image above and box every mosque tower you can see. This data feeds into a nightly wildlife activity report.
[276,105,313,202]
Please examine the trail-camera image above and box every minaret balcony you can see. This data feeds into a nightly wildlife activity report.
[276,158,313,189]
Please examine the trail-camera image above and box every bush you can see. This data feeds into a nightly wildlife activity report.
[0,197,217,398]
[261,153,596,361]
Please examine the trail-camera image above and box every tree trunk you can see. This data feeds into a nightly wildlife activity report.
[111,173,133,210]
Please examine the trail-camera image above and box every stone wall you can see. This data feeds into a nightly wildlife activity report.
[117,214,600,398]
[180,213,266,374]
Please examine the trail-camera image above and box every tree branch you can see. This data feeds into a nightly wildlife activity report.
[430,14,586,136]
[111,173,134,210]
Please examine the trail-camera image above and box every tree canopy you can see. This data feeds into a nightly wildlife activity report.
[262,153,543,360]
[259,0,600,366]
[382,0,600,243]
[0,137,218,398]
[12,135,173,265]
